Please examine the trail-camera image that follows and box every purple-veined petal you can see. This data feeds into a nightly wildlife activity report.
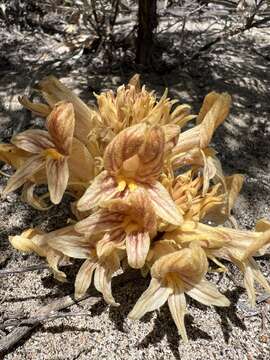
[75,259,98,298]
[126,231,150,269]
[94,262,119,306]
[96,229,125,259]
[3,155,45,195]
[146,181,183,225]
[46,102,75,155]
[75,210,123,235]
[46,156,69,204]
[77,171,119,211]
[48,235,91,259]
[12,129,55,154]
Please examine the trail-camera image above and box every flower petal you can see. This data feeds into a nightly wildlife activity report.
[127,188,157,232]
[96,230,125,259]
[128,278,172,319]
[46,157,69,204]
[48,235,91,259]
[94,257,120,306]
[196,92,220,124]
[75,259,98,298]
[12,129,55,153]
[46,101,75,155]
[103,123,146,173]
[75,210,123,235]
[126,231,150,269]
[39,76,97,147]
[0,143,30,168]
[151,243,208,283]
[168,292,188,342]
[68,138,95,183]
[3,155,45,195]
[18,96,51,117]
[136,126,165,182]
[146,181,183,225]
[174,92,231,153]
[46,248,67,282]
[77,171,118,211]
[21,182,52,211]
[199,92,231,148]
[186,279,230,307]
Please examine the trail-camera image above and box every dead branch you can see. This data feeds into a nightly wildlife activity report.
[0,264,49,277]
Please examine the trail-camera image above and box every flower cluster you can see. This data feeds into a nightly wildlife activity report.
[1,75,270,341]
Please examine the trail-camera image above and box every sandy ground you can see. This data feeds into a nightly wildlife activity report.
[0,22,270,360]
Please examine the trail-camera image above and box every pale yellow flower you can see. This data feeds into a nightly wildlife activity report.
[2,102,94,204]
[9,227,73,282]
[129,241,229,342]
[168,220,270,306]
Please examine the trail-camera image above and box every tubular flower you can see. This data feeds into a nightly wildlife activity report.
[19,77,95,148]
[75,188,157,269]
[45,226,126,304]
[9,227,74,282]
[77,124,183,225]
[2,102,94,204]
[167,220,270,306]
[129,242,229,342]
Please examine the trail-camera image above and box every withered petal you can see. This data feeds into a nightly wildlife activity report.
[146,181,183,226]
[12,129,55,154]
[3,155,45,195]
[77,171,118,211]
[126,231,150,269]
[185,279,230,307]
[75,259,98,299]
[46,157,69,204]
[46,101,75,155]
[168,292,188,342]
[128,278,172,319]
[18,96,51,117]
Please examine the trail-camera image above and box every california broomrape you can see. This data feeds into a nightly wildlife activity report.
[0,75,270,342]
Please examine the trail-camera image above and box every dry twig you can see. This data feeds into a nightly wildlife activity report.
[0,271,140,354]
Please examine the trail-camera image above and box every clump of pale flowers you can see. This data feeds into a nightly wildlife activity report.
[1,74,269,342]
